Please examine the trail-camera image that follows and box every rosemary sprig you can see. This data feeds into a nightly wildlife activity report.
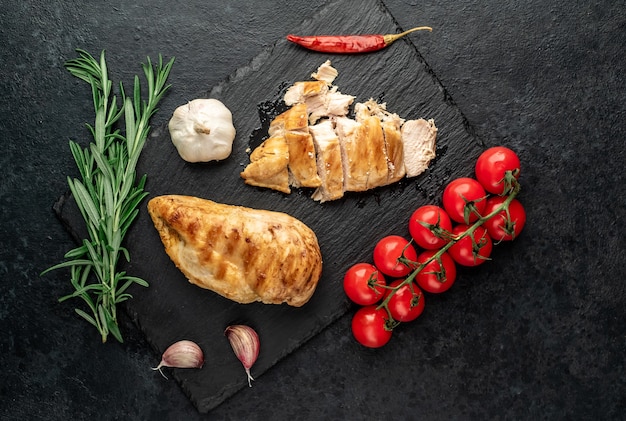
[42,49,174,343]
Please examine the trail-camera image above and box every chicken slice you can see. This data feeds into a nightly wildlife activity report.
[335,116,367,192]
[284,81,354,124]
[265,104,320,188]
[401,118,438,177]
[285,131,322,188]
[268,103,308,137]
[240,135,290,193]
[359,115,389,189]
[309,120,344,202]
[310,60,338,84]
[354,99,406,184]
[352,102,390,189]
[324,87,355,121]
[381,118,406,184]
[284,80,329,106]
[148,195,323,307]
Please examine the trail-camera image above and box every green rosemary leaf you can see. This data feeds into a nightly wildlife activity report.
[40,259,94,276]
[124,96,137,156]
[103,181,115,219]
[68,283,107,299]
[109,227,122,254]
[114,293,133,304]
[94,104,106,152]
[69,141,87,176]
[108,320,123,343]
[106,95,122,129]
[121,275,149,289]
[118,245,131,263]
[64,245,88,259]
[74,308,99,329]
[97,305,109,339]
[98,50,111,100]
[133,74,142,121]
[76,264,92,289]
[90,144,114,182]
[82,239,105,280]
[119,208,141,238]
[69,178,100,228]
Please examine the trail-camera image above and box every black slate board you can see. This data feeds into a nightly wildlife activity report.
[58,0,483,413]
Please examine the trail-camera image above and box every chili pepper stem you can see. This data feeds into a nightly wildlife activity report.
[383,26,433,46]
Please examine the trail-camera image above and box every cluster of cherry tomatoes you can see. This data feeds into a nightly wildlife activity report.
[344,147,526,348]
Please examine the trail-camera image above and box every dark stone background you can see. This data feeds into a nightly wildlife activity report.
[1,0,624,419]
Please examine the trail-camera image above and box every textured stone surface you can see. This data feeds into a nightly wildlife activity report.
[1,0,624,419]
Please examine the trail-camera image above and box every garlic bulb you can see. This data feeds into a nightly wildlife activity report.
[168,98,236,163]
[225,325,260,387]
[152,340,204,379]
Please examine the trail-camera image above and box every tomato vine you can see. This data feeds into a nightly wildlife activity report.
[345,146,525,348]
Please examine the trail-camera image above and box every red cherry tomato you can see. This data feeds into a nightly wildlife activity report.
[385,279,426,322]
[475,146,521,194]
[373,235,418,278]
[415,250,457,293]
[483,197,527,241]
[408,205,452,250]
[448,224,493,267]
[343,263,387,305]
[351,305,393,348]
[442,177,487,223]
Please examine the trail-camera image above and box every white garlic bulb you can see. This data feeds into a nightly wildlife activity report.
[168,98,236,163]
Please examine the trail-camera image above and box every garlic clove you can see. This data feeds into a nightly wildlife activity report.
[152,340,204,379]
[225,325,260,387]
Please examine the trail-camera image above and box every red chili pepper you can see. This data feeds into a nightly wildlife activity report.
[286,26,432,54]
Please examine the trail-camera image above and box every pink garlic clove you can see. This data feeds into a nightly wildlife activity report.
[225,325,260,387]
[152,340,204,379]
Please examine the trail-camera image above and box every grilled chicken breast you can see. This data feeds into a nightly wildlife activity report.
[148,195,322,307]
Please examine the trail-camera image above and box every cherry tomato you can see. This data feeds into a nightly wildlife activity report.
[385,279,426,322]
[408,205,452,250]
[442,177,487,224]
[343,263,387,305]
[415,250,457,293]
[373,235,418,278]
[351,305,393,348]
[475,146,521,194]
[448,224,493,267]
[483,197,526,241]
